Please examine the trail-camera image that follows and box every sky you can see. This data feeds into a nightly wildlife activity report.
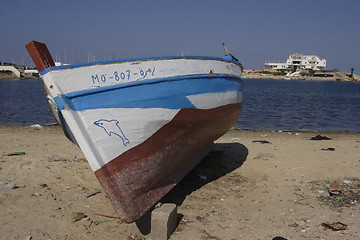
[1,0,359,72]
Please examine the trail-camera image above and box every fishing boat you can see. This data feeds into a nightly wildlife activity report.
[26,41,244,222]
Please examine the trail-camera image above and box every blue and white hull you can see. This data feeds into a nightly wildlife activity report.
[26,41,244,222]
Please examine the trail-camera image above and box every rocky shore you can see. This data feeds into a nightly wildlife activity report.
[0,72,38,79]
[244,69,360,82]
[0,64,38,79]
[0,72,19,79]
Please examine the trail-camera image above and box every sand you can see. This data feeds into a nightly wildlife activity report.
[0,125,359,240]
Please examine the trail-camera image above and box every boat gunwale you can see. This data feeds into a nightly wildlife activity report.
[62,73,243,99]
[39,55,243,75]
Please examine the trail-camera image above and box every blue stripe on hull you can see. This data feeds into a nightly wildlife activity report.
[55,76,243,111]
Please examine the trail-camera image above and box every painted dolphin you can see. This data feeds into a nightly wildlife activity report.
[94,119,130,146]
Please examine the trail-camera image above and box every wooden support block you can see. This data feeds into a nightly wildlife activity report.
[150,203,178,240]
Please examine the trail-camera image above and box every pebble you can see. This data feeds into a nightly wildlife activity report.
[48,155,67,162]
[230,137,242,142]
[71,212,87,222]
[343,180,352,185]
[199,175,207,180]
[30,124,42,128]
[254,153,274,160]
[0,183,19,190]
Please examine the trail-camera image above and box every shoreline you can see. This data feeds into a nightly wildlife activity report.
[2,70,359,82]
[2,123,360,134]
[233,127,360,134]
[243,69,360,82]
[0,74,38,79]
[1,125,359,239]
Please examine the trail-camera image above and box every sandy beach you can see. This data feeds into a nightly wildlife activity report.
[0,125,359,240]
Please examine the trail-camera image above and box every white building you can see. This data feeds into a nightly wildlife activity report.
[265,54,326,70]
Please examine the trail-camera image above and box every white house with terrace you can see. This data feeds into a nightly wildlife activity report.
[265,54,326,70]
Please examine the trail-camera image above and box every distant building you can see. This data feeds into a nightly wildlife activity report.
[55,61,70,66]
[265,54,326,70]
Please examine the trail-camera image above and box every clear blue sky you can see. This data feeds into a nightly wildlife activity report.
[1,0,359,72]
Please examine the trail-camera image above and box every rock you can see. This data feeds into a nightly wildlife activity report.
[71,212,87,222]
[150,203,178,240]
[254,153,274,160]
[310,135,331,140]
[321,147,335,151]
[30,124,42,128]
[48,155,67,162]
[0,183,19,190]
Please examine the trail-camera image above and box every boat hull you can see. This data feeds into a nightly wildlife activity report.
[56,75,243,222]
[95,103,241,222]
[26,41,244,223]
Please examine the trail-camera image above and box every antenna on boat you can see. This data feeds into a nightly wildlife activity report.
[222,43,230,55]
[221,43,242,71]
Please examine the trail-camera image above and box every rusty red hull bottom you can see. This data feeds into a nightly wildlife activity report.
[94,103,242,222]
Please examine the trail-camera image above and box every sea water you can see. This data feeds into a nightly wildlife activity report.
[0,79,53,125]
[0,78,359,131]
[238,78,360,132]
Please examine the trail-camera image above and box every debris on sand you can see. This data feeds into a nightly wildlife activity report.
[310,135,332,140]
[71,212,87,222]
[0,183,20,190]
[312,178,359,208]
[3,152,26,156]
[252,140,271,144]
[321,222,347,231]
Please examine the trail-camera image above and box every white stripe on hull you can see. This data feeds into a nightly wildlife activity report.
[59,89,242,171]
[63,108,180,171]
[187,90,243,109]
[44,58,241,95]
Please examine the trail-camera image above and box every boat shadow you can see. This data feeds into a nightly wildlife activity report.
[135,142,248,235]
[161,142,249,206]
